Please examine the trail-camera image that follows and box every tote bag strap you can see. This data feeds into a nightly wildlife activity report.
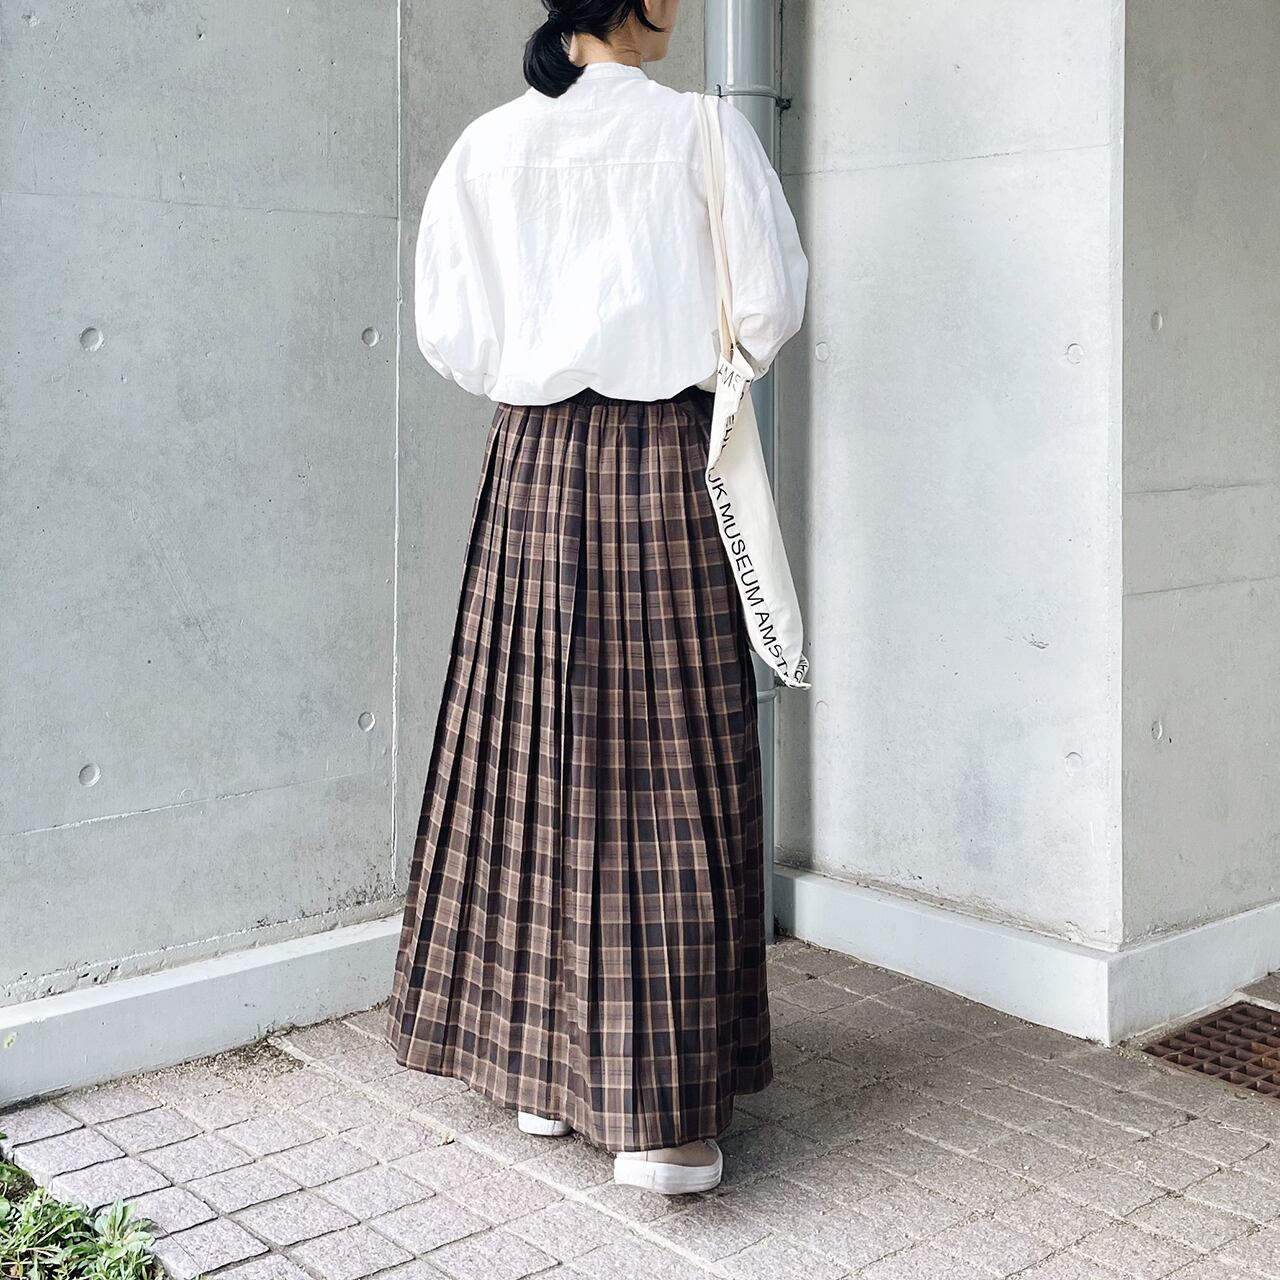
[695,93,736,363]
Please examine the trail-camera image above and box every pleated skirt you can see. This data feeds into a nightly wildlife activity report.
[387,384,771,1153]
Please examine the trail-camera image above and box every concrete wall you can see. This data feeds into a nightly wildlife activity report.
[775,0,1126,947]
[1120,0,1280,941]
[0,0,702,1050]
[1,0,401,1006]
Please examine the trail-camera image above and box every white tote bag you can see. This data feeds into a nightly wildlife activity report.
[695,93,811,690]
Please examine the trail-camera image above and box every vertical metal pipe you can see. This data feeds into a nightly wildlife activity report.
[704,0,783,943]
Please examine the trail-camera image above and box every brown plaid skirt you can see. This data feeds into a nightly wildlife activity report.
[387,384,771,1152]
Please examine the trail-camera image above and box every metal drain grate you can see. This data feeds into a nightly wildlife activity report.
[1144,1001,1280,1096]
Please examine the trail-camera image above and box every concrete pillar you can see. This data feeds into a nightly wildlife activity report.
[774,0,1280,1044]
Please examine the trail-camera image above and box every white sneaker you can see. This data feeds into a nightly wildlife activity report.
[613,1139,722,1194]
[517,1111,572,1137]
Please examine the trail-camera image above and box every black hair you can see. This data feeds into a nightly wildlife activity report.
[523,1,665,98]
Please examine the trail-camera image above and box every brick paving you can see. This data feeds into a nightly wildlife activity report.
[5,938,1280,1278]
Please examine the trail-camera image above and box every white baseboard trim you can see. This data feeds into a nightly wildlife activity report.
[0,916,401,1106]
[773,866,1280,1045]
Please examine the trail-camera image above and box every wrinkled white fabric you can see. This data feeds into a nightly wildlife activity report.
[413,60,809,405]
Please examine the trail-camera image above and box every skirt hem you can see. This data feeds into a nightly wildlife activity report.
[390,1042,773,1154]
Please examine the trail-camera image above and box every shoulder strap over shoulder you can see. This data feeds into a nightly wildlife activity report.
[695,93,736,360]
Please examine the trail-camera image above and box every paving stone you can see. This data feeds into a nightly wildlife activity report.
[223,1110,326,1156]
[827,966,921,1001]
[980,1131,1092,1180]
[413,1089,504,1134]
[779,1099,881,1150]
[152,1216,267,1280]
[142,1063,233,1105]
[394,1138,503,1189]
[289,1224,412,1280]
[516,1137,615,1190]
[782,1153,895,1207]
[1168,1263,1262,1280]
[902,1104,1012,1154]
[98,1105,201,1152]
[453,1118,551,1165]
[717,1172,852,1237]
[648,1197,769,1261]
[14,1127,125,1179]
[913,1152,1038,1214]
[874,1019,984,1060]
[1233,1144,1280,1186]
[990,1186,1113,1247]
[855,1239,980,1279]
[127,1185,216,1235]
[295,1089,397,1134]
[427,1227,557,1280]
[237,1189,358,1247]
[719,1232,849,1280]
[774,977,862,1013]
[190,1160,303,1212]
[245,1067,345,1111]
[716,1122,823,1187]
[0,1102,81,1147]
[342,1005,390,1039]
[57,1084,161,1125]
[216,1257,314,1280]
[582,1179,690,1223]
[317,1163,431,1218]
[346,1116,437,1162]
[785,1055,879,1101]
[144,1132,252,1181]
[736,1082,827,1123]
[1219,1224,1280,1276]
[1050,1164,1164,1216]
[1016,1252,1136,1279]
[997,1024,1092,1060]
[503,1198,618,1260]
[929,1214,1056,1275]
[278,1025,403,1083]
[372,1194,490,1253]
[852,1178,970,1236]
[1126,1192,1254,1252]
[1160,1119,1269,1166]
[573,1235,719,1279]
[48,1155,169,1208]
[1072,1219,1198,1277]
[1100,1136,1221,1190]
[266,1136,377,1187]
[1035,1108,1148,1157]
[1185,1167,1280,1221]
[795,1212,913,1271]
[459,1167,562,1224]
[841,1129,950,1179]
[770,942,854,977]
[169,1084,267,1129]
[378,1264,451,1280]
[367,1070,470,1113]
[963,1082,1068,1129]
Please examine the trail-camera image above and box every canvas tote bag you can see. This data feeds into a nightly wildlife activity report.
[694,92,811,690]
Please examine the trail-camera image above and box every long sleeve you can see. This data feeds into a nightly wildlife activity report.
[413,134,502,398]
[715,96,809,377]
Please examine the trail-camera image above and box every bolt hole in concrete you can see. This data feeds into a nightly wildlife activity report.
[1065,342,1084,364]
[1151,309,1164,331]
[361,326,380,347]
[1146,1002,1280,1096]
[78,763,101,787]
[79,326,103,351]
[358,711,375,732]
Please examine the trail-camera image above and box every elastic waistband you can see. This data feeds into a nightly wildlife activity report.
[553,384,714,411]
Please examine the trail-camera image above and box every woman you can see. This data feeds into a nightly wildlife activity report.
[387,0,807,1195]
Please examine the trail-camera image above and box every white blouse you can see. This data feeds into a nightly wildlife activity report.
[413,60,809,405]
